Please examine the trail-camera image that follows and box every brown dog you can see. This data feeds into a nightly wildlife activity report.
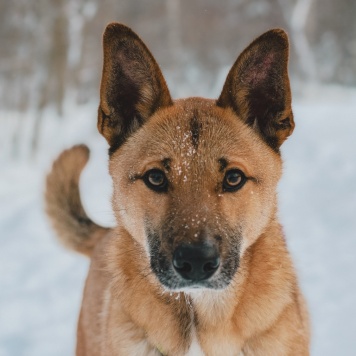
[46,23,310,355]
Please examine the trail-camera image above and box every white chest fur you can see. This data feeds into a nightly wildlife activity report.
[186,328,205,356]
[185,332,245,356]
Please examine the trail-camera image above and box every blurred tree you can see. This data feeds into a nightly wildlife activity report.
[278,0,318,82]
[31,0,69,153]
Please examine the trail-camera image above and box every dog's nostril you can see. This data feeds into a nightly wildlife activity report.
[203,259,220,273]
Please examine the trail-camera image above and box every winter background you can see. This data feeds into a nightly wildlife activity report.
[1,0,355,355]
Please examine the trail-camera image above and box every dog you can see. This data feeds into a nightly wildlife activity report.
[46,23,310,355]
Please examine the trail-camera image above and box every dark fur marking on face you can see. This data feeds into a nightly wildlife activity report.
[218,158,228,172]
[190,112,201,150]
[162,158,171,171]
[108,135,126,156]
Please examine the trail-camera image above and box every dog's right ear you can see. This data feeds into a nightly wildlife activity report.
[98,23,172,152]
[217,29,294,151]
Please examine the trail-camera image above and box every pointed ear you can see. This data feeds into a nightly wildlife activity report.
[217,29,294,151]
[98,23,172,152]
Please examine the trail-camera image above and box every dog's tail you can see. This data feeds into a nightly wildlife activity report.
[45,145,110,257]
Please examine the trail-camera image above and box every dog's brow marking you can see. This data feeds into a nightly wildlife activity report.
[162,158,171,171]
[190,113,201,150]
[218,158,228,172]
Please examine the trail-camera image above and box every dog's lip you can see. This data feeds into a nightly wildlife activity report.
[172,272,218,284]
[158,273,226,291]
[166,281,228,292]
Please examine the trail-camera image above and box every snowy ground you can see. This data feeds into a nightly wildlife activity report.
[0,86,355,355]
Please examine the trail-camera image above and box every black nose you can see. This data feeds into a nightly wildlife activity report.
[173,243,220,281]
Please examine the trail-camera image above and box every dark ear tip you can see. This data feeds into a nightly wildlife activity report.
[103,22,136,43]
[259,28,289,48]
[268,28,288,37]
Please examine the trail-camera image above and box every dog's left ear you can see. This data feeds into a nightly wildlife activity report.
[98,23,172,152]
[217,29,294,151]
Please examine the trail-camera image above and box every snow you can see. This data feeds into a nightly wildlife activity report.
[279,93,356,356]
[0,85,355,355]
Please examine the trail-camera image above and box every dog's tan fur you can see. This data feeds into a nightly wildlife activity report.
[46,23,310,355]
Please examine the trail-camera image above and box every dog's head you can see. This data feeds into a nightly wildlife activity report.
[98,23,294,291]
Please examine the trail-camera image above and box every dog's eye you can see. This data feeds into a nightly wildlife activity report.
[143,169,168,192]
[223,169,246,192]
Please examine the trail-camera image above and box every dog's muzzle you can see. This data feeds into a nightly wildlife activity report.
[148,229,240,290]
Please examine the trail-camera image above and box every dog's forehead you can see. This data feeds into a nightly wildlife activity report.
[143,99,266,163]
[116,97,278,178]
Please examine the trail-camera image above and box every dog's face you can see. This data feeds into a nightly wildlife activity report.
[110,101,282,290]
[98,24,294,291]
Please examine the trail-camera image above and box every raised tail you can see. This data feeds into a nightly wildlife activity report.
[45,145,110,257]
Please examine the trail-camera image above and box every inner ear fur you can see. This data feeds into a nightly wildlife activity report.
[217,29,294,151]
[98,23,172,152]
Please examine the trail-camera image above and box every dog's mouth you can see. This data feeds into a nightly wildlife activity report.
[148,232,240,291]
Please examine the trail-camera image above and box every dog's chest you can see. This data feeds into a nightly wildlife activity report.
[186,328,204,356]
[185,332,244,356]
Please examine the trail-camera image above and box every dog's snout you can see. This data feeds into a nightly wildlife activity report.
[173,243,220,281]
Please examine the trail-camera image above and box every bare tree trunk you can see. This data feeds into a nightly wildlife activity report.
[167,0,182,60]
[52,0,68,117]
[278,0,318,83]
[31,0,68,157]
[166,0,184,95]
[67,0,97,105]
